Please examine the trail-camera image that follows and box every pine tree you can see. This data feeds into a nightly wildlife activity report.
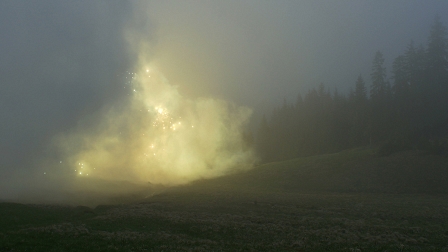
[405,41,426,94]
[369,51,391,142]
[351,75,369,146]
[392,55,409,94]
[423,16,448,128]
[370,51,387,102]
[426,15,448,88]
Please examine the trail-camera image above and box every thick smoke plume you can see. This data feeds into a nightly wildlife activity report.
[3,3,255,206]
[54,62,254,186]
[52,6,256,184]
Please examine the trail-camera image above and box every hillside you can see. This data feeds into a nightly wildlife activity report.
[2,148,448,251]
[168,147,448,196]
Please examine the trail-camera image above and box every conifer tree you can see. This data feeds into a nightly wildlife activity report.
[370,51,387,102]
[426,15,448,88]
[370,51,391,142]
[351,75,369,145]
[425,16,448,127]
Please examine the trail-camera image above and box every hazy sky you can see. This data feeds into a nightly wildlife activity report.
[1,0,448,175]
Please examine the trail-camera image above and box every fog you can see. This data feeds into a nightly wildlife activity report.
[1,0,448,204]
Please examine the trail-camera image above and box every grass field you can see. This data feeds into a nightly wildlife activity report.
[1,147,448,251]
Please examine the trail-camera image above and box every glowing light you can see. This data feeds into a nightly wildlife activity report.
[57,63,254,185]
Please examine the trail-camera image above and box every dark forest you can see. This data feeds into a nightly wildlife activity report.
[256,17,448,162]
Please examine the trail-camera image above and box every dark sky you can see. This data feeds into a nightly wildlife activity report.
[1,0,448,176]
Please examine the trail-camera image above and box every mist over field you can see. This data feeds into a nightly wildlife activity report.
[1,0,448,206]
[3,1,448,251]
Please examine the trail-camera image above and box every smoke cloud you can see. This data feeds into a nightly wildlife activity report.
[53,63,254,185]
[4,2,255,205]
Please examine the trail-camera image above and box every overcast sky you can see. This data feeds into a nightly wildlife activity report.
[1,0,448,173]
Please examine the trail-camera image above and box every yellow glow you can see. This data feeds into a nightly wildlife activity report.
[51,16,255,186]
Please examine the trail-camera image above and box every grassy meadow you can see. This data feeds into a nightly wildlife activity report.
[1,147,448,251]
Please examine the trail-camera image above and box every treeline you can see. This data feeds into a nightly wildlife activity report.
[256,17,448,162]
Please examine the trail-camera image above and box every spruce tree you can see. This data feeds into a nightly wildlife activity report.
[370,51,390,142]
[421,16,448,128]
[426,15,448,88]
[370,51,387,102]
